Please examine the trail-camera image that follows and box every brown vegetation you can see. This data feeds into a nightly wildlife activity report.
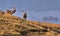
[0,11,60,36]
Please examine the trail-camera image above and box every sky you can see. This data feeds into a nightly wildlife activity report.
[0,0,60,24]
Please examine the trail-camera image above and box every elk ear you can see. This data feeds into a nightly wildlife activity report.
[12,7,16,13]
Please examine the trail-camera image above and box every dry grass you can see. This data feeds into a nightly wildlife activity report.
[0,12,60,36]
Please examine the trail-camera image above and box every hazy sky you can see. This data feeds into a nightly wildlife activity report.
[0,0,60,24]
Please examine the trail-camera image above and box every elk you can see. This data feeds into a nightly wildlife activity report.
[6,7,16,15]
[22,10,27,19]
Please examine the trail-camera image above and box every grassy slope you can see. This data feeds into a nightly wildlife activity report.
[0,13,60,36]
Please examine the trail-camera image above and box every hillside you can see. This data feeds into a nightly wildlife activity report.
[0,12,60,36]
